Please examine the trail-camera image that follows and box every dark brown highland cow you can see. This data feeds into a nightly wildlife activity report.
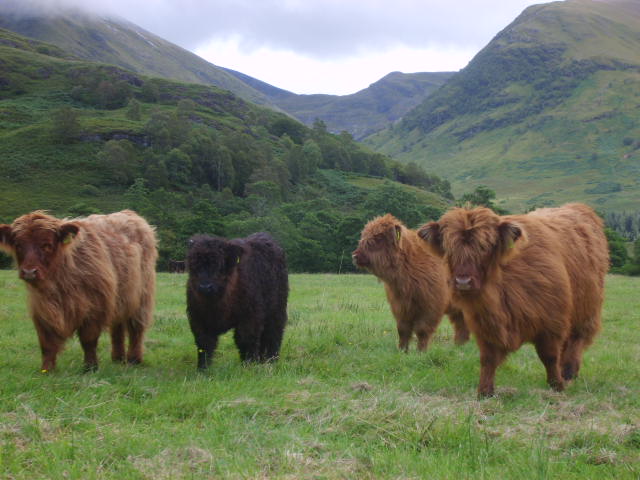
[0,210,157,372]
[186,233,288,369]
[352,214,469,351]
[418,203,609,397]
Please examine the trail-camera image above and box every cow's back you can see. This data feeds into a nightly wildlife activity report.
[76,210,157,325]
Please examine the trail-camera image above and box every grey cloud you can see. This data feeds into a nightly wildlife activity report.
[1,0,553,58]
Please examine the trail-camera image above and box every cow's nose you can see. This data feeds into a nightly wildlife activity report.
[455,276,472,290]
[352,250,368,267]
[198,283,215,294]
[21,268,38,281]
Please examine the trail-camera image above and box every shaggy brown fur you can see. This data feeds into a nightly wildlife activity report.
[0,210,157,372]
[352,214,469,351]
[418,203,609,397]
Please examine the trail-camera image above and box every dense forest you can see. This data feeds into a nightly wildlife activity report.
[604,211,640,275]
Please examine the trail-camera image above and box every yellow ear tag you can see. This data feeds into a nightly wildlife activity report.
[198,349,204,353]
[236,256,240,264]
[508,239,515,249]
[396,229,401,241]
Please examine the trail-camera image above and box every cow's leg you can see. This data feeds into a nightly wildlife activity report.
[396,320,412,353]
[560,333,585,381]
[234,324,262,363]
[78,324,101,372]
[34,320,64,372]
[126,287,154,365]
[195,334,218,370]
[477,339,508,398]
[125,320,146,365]
[110,323,125,363]
[534,336,565,392]
[259,313,286,362]
[448,310,470,346]
[414,314,440,352]
[188,315,218,370]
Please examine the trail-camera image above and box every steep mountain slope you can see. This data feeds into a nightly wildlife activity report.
[224,69,454,139]
[0,2,273,106]
[367,0,640,212]
[0,3,451,138]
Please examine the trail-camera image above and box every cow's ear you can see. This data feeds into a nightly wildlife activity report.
[225,244,244,272]
[394,225,402,243]
[497,221,525,260]
[417,222,444,256]
[58,222,80,246]
[0,225,14,253]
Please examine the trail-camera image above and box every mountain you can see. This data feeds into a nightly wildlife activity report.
[366,0,640,212]
[0,27,452,272]
[0,1,274,107]
[224,69,454,140]
[0,2,451,139]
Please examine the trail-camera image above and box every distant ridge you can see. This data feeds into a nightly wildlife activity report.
[224,69,455,139]
[366,0,640,211]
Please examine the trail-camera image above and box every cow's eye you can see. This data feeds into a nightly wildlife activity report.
[42,243,53,253]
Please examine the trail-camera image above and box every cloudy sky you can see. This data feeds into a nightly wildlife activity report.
[14,0,557,95]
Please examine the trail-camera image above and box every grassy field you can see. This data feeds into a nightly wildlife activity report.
[0,271,638,479]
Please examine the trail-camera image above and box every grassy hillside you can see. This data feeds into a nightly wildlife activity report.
[0,271,638,478]
[0,2,274,107]
[225,69,455,140]
[0,28,452,272]
[367,0,640,212]
[0,27,274,217]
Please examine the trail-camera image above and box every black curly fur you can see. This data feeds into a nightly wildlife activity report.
[186,233,288,369]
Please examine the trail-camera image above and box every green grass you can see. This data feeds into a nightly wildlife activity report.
[0,271,638,479]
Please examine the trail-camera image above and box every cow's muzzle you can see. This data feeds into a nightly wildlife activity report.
[352,250,369,268]
[20,268,39,282]
[454,276,473,291]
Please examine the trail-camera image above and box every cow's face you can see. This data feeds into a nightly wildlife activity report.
[0,214,79,284]
[352,214,403,277]
[419,208,523,293]
[186,235,244,299]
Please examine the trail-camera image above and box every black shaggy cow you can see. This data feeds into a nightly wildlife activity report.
[186,233,289,369]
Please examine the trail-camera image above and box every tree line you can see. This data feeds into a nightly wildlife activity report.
[0,68,452,272]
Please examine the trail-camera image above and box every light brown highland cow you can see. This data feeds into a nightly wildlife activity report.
[0,210,157,372]
[418,203,609,397]
[353,214,469,352]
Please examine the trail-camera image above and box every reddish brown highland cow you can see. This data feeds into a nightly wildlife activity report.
[0,210,157,372]
[352,214,469,351]
[418,203,609,397]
